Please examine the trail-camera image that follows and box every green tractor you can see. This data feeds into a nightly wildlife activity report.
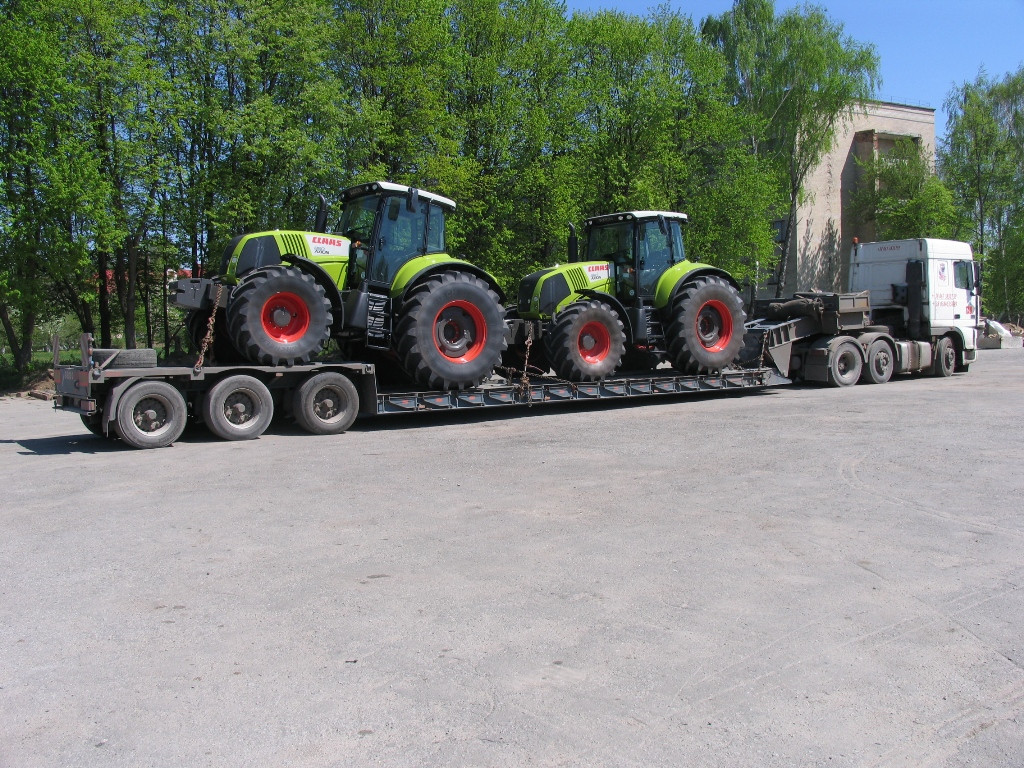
[171,181,507,390]
[507,210,746,380]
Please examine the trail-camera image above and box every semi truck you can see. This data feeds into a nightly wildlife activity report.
[52,237,980,449]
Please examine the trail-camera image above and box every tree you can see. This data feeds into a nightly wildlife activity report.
[702,0,879,295]
[851,137,955,240]
[941,69,1024,319]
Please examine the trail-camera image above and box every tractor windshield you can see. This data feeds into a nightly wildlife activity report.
[370,196,446,283]
[586,221,634,271]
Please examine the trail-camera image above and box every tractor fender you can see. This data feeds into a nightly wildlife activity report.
[572,289,636,345]
[396,259,506,305]
[655,263,740,311]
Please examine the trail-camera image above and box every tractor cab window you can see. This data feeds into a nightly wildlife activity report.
[370,196,445,284]
[587,220,637,302]
[638,220,675,296]
[339,194,379,284]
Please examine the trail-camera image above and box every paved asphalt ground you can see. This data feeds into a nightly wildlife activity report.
[1,349,1022,767]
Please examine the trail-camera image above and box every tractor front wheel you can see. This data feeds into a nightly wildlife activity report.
[545,300,625,381]
[666,276,746,374]
[227,266,332,366]
[394,271,506,390]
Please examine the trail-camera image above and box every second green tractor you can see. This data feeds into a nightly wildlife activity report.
[506,210,746,381]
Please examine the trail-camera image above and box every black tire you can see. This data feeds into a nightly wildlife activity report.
[92,348,158,368]
[80,413,107,437]
[666,276,746,374]
[933,336,955,377]
[293,372,359,435]
[860,339,894,384]
[544,300,626,381]
[202,375,274,441]
[186,309,243,364]
[227,266,332,366]
[113,380,187,449]
[827,341,863,387]
[394,271,506,390]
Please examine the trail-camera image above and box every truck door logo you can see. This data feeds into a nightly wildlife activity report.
[938,261,948,284]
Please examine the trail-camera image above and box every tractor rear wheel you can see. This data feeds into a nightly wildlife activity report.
[545,300,625,381]
[666,276,746,374]
[394,271,506,390]
[186,308,242,364]
[227,266,332,366]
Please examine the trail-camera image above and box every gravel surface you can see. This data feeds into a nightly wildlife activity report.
[2,349,1023,767]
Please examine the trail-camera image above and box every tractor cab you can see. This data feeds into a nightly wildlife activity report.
[576,212,689,304]
[338,181,454,289]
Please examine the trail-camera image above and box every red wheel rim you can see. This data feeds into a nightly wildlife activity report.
[577,320,611,364]
[433,300,487,362]
[261,292,311,343]
[695,300,733,352]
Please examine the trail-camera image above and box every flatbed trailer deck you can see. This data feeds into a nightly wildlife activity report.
[52,334,778,449]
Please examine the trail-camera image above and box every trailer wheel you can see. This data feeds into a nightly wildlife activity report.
[933,336,955,377]
[293,372,359,435]
[827,341,863,387]
[114,380,187,449]
[860,339,893,385]
[667,276,746,374]
[544,300,625,381]
[80,413,107,437]
[202,375,274,441]
[227,266,332,366]
[394,271,506,390]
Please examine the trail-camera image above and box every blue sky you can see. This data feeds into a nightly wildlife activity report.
[563,0,1024,140]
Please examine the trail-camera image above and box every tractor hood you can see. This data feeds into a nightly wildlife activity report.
[222,231,352,283]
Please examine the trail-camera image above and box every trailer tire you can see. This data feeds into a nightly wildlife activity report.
[667,276,746,374]
[293,372,359,435]
[92,348,158,368]
[933,336,955,377]
[394,271,506,390]
[203,375,274,441]
[227,266,332,366]
[80,413,107,437]
[860,339,894,384]
[827,341,863,387]
[114,380,187,449]
[545,301,626,381]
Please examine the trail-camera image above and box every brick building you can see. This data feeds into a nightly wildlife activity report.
[777,100,936,295]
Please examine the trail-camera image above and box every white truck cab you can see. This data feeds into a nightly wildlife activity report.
[850,238,980,363]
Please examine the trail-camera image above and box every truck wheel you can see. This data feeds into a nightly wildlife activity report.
[544,301,625,381]
[227,266,332,366]
[667,276,746,374]
[827,341,863,387]
[187,309,243,364]
[394,271,506,390]
[92,348,158,368]
[202,375,274,440]
[114,380,187,449]
[80,413,108,437]
[293,372,359,435]
[860,339,894,384]
[933,336,955,377]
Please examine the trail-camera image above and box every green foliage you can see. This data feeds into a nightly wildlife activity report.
[1,0,887,380]
[702,0,880,294]
[851,138,956,240]
[941,68,1024,319]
